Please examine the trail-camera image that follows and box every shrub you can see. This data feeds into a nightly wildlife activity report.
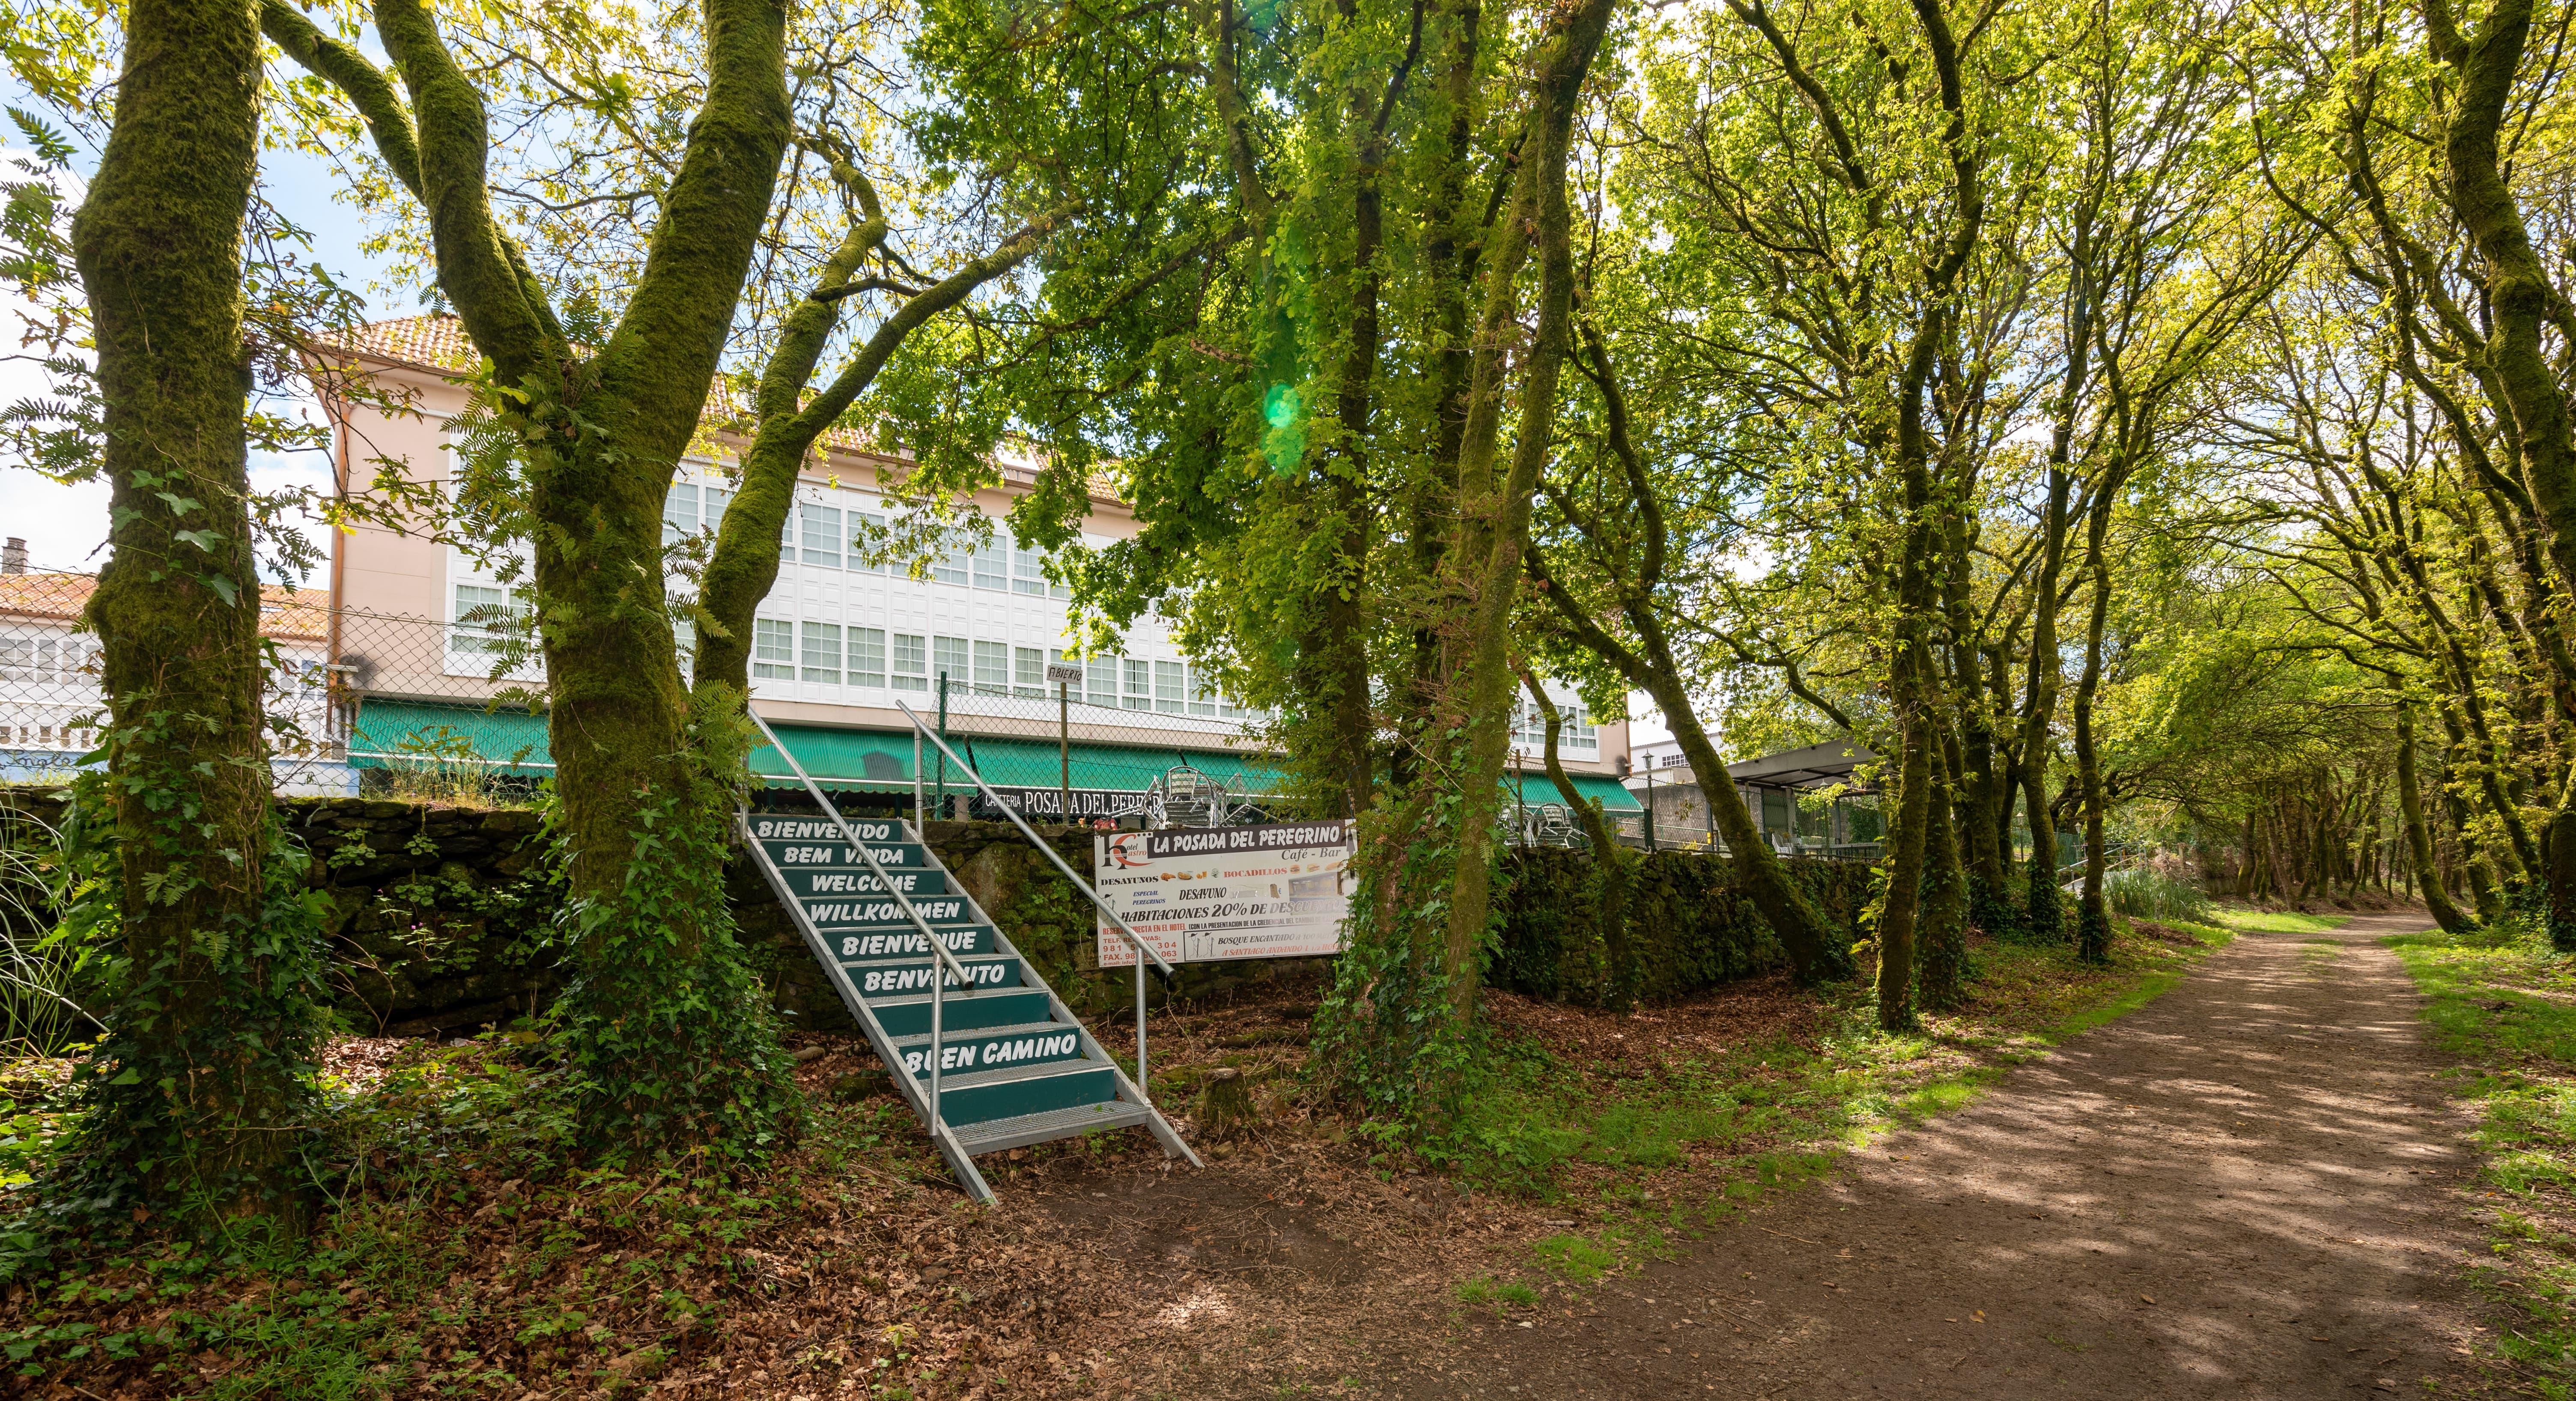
[2103,867,2214,924]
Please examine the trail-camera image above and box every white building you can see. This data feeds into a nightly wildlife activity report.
[308,316,1637,821]
[0,543,353,794]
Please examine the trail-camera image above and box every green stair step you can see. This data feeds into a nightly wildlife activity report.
[803,894,975,928]
[845,953,1023,999]
[872,989,1053,1038]
[950,1100,1161,1153]
[777,867,948,898]
[826,924,1000,960]
[746,815,905,844]
[931,1063,1123,1127]
[892,1020,1089,1079]
[756,836,932,869]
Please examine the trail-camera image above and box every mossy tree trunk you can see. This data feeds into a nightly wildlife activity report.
[1916,736,1972,1011]
[70,0,328,1226]
[2422,0,2576,936]
[693,170,1069,701]
[271,0,799,1151]
[1426,0,1616,1022]
[2072,480,2118,964]
[1523,673,1635,1011]
[1526,324,1853,984]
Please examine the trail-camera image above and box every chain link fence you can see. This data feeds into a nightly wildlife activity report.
[2,566,355,794]
[6,564,1652,840]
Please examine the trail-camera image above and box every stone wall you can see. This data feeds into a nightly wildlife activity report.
[0,789,559,1038]
[1489,848,1875,1005]
[2,789,1866,1037]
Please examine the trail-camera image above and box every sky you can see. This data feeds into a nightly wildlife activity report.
[0,129,392,580]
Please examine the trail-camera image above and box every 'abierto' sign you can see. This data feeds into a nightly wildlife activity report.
[1094,820,1356,967]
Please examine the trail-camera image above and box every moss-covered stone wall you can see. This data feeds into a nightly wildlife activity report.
[4,790,1874,1037]
[1488,848,1875,1004]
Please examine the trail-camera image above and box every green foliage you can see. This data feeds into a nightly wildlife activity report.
[2388,921,2576,1386]
[1489,850,1872,1006]
[1309,789,1487,1143]
[0,1031,928,1395]
[38,768,332,1236]
[2023,849,2067,944]
[2101,867,2214,923]
[548,702,792,1160]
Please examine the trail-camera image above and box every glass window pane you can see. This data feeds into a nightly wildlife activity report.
[704,486,734,526]
[450,584,528,659]
[1154,659,1185,713]
[972,639,1009,695]
[1014,646,1046,697]
[1187,662,1219,716]
[1012,540,1050,596]
[933,635,969,689]
[930,541,969,585]
[852,510,884,575]
[972,530,1008,590]
[753,618,794,679]
[801,621,841,683]
[892,632,928,691]
[802,504,842,568]
[1123,658,1152,711]
[662,483,698,546]
[848,627,886,688]
[1087,657,1118,708]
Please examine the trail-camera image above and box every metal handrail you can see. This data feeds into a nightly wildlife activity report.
[746,708,981,1132]
[895,699,1173,1101]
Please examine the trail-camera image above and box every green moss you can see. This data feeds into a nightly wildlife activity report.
[1490,850,1874,1006]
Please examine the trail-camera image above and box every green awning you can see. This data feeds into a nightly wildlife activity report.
[348,699,554,774]
[933,736,1287,796]
[346,702,1627,810]
[1505,769,1643,813]
[349,701,1285,795]
[750,727,920,789]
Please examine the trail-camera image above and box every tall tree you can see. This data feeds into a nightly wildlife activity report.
[270,0,800,1150]
[61,0,329,1224]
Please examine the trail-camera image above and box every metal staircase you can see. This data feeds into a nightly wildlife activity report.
[742,709,1200,1201]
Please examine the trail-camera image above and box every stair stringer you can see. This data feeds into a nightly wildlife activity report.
[908,820,1205,1168]
[738,813,996,1201]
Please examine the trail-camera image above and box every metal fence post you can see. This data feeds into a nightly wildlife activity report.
[1059,680,1071,823]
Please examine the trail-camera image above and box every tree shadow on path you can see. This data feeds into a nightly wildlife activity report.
[1391,910,2488,1399]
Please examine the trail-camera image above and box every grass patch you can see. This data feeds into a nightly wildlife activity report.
[1452,1274,1539,1311]
[2217,909,2348,936]
[2387,916,2576,1390]
[1434,917,2229,1285]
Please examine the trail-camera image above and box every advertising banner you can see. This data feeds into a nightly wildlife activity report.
[1094,820,1357,967]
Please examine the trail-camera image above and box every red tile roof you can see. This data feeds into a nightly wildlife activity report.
[315,316,1122,503]
[0,571,330,642]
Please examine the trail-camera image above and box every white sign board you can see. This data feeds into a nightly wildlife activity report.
[1094,820,1356,967]
[1044,660,1086,685]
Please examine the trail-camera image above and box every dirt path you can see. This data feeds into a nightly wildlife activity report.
[1379,911,2489,1398]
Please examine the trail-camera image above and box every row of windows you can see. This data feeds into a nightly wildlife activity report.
[0,636,97,685]
[750,619,1256,718]
[663,483,1073,599]
[1,723,95,749]
[1508,701,1601,754]
[448,581,1251,719]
